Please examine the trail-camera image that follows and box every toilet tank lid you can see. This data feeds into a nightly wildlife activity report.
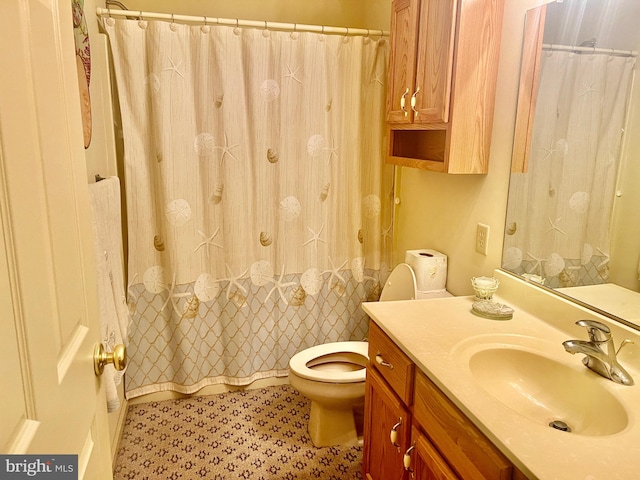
[379,263,416,301]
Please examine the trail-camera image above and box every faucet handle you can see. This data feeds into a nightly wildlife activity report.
[616,339,634,355]
[575,319,611,342]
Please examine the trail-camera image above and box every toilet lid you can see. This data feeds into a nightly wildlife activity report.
[289,341,368,383]
[380,263,417,301]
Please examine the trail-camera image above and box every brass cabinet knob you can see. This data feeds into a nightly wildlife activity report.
[94,343,127,376]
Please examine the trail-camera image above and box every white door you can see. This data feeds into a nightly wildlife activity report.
[0,1,112,478]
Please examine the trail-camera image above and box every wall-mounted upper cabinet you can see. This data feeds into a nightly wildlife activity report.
[386,0,505,174]
[387,0,456,125]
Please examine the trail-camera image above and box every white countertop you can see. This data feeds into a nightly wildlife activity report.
[362,273,640,480]
[558,283,640,325]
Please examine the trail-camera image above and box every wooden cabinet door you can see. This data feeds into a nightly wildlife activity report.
[387,0,420,124]
[414,371,513,479]
[511,4,546,173]
[413,0,457,124]
[363,368,411,480]
[407,427,459,480]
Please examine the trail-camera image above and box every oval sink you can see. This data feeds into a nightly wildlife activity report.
[468,347,628,436]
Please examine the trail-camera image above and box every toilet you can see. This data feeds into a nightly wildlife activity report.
[289,262,452,447]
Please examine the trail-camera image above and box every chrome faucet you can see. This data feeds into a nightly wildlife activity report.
[562,320,634,386]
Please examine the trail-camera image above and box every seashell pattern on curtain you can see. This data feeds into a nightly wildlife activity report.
[105,18,393,397]
[503,51,635,288]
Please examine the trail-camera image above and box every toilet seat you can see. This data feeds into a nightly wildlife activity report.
[379,263,417,301]
[289,341,368,383]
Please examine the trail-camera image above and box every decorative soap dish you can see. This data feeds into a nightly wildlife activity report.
[471,300,514,320]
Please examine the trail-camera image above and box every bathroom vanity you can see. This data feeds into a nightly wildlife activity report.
[362,270,640,479]
[364,321,523,479]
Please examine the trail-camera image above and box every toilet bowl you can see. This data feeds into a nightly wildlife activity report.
[288,341,369,447]
[289,263,451,447]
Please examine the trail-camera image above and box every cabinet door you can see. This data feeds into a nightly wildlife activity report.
[363,367,411,480]
[406,427,459,480]
[511,4,546,173]
[413,0,457,124]
[386,0,420,124]
[414,370,513,479]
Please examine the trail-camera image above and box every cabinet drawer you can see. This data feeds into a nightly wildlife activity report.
[368,321,414,404]
[413,370,512,480]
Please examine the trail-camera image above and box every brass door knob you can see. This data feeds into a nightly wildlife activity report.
[94,343,127,376]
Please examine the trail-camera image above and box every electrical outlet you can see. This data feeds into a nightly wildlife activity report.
[476,223,490,255]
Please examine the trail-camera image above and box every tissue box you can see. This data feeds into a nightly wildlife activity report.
[405,249,447,292]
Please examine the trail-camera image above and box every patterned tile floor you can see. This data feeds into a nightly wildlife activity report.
[114,385,363,479]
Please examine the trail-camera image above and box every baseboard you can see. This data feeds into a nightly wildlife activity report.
[110,397,128,468]
[127,376,291,405]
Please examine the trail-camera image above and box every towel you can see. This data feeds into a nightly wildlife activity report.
[88,177,129,412]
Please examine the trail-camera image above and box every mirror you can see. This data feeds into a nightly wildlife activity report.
[503,0,640,328]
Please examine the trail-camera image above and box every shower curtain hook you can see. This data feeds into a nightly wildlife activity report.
[201,15,211,33]
[344,27,350,37]
[171,13,175,24]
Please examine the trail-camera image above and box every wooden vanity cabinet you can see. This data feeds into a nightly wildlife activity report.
[363,368,411,480]
[363,321,527,480]
[363,322,415,480]
[386,0,505,173]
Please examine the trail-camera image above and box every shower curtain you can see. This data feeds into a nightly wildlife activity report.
[504,50,635,287]
[105,18,393,397]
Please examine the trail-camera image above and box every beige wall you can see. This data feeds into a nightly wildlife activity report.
[125,0,391,31]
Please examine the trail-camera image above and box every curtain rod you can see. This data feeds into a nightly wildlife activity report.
[96,8,389,37]
[542,43,637,57]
